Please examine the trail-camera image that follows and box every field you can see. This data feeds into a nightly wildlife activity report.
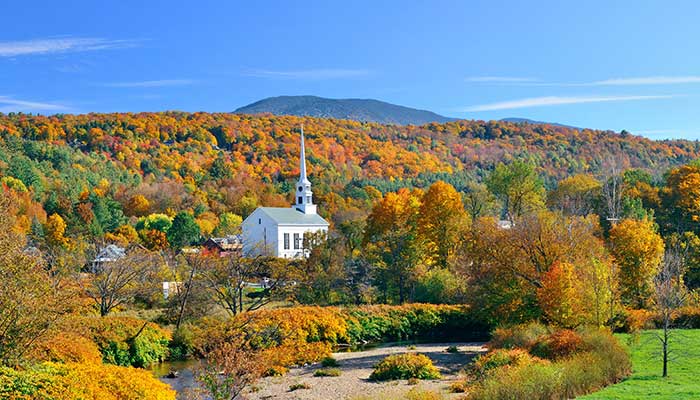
[583,330,700,399]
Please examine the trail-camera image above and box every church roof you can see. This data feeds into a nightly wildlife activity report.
[258,207,329,226]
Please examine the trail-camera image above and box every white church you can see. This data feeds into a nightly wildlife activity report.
[241,127,329,258]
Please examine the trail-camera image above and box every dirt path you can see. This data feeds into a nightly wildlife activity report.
[247,342,487,400]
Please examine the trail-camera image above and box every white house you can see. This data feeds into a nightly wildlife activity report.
[241,127,329,258]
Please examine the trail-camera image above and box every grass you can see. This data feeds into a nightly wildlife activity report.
[582,329,700,399]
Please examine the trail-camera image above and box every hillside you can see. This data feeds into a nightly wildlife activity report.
[1,112,699,237]
[234,95,454,125]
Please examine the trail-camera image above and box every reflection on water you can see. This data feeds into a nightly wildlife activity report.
[150,359,201,398]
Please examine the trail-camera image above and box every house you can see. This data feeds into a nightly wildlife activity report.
[241,126,329,258]
[203,235,243,256]
[88,244,126,273]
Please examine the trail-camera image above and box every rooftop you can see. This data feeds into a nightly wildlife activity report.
[259,207,329,226]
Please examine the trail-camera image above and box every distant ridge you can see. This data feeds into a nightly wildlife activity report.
[235,95,455,125]
[500,117,581,130]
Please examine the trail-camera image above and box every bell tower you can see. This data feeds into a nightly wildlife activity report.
[295,125,316,214]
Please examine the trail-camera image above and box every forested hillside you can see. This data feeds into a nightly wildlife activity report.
[0,111,698,241]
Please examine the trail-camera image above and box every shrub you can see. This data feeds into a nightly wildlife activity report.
[321,356,339,367]
[488,322,548,350]
[449,379,469,393]
[31,332,103,364]
[369,353,441,381]
[446,345,459,353]
[621,309,657,332]
[467,329,631,400]
[530,329,584,360]
[168,325,195,361]
[404,388,446,400]
[314,368,341,377]
[87,316,171,368]
[289,382,311,391]
[0,362,176,400]
[471,348,543,379]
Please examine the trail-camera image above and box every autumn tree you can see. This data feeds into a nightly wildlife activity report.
[659,163,700,234]
[364,188,423,303]
[608,218,665,308]
[463,181,498,221]
[460,211,612,325]
[0,195,72,365]
[485,161,545,223]
[548,174,601,216]
[417,181,468,269]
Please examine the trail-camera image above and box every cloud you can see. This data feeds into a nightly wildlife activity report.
[0,96,70,113]
[0,37,138,57]
[101,79,196,88]
[242,68,371,80]
[590,76,700,86]
[462,95,674,112]
[465,76,538,83]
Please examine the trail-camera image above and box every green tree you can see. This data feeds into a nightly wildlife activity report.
[486,161,545,223]
[167,212,201,249]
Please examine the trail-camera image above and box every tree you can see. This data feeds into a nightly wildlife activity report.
[0,195,71,365]
[608,218,665,308]
[485,161,545,223]
[214,212,243,236]
[417,181,468,268]
[167,211,201,249]
[659,164,700,234]
[547,174,601,216]
[459,211,611,325]
[364,188,423,303]
[196,330,263,400]
[45,213,69,247]
[81,244,159,316]
[463,181,498,221]
[654,244,687,378]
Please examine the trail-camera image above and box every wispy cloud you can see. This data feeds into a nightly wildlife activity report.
[462,95,674,112]
[101,79,196,88]
[0,37,139,57]
[590,76,700,86]
[242,68,371,80]
[465,76,538,83]
[0,96,70,113]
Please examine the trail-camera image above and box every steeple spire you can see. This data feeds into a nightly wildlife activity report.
[294,124,316,214]
[299,124,309,184]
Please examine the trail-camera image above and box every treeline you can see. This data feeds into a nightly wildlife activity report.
[1,112,700,252]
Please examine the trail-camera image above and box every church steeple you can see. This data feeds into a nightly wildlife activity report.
[295,125,316,214]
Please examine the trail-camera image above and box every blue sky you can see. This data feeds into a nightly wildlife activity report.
[2,0,700,139]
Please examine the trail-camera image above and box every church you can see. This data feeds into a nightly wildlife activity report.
[241,127,329,258]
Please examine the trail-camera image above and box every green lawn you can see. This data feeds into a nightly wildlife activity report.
[582,329,700,399]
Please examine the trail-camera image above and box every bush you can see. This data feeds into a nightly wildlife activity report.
[446,345,459,353]
[530,329,584,360]
[471,349,543,380]
[488,322,548,350]
[467,329,631,400]
[0,362,176,400]
[369,353,441,381]
[321,356,339,367]
[314,368,341,377]
[168,325,195,361]
[289,382,311,391]
[87,316,171,368]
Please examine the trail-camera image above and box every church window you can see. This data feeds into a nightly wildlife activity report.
[298,196,303,204]
[298,186,303,191]
[283,233,290,250]
[258,218,261,224]
[307,195,311,203]
[294,233,301,249]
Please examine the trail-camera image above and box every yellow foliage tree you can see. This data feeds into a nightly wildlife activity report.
[45,213,69,247]
[609,218,665,308]
[418,181,468,268]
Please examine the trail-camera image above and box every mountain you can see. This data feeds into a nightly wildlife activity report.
[235,95,455,125]
[500,118,581,130]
